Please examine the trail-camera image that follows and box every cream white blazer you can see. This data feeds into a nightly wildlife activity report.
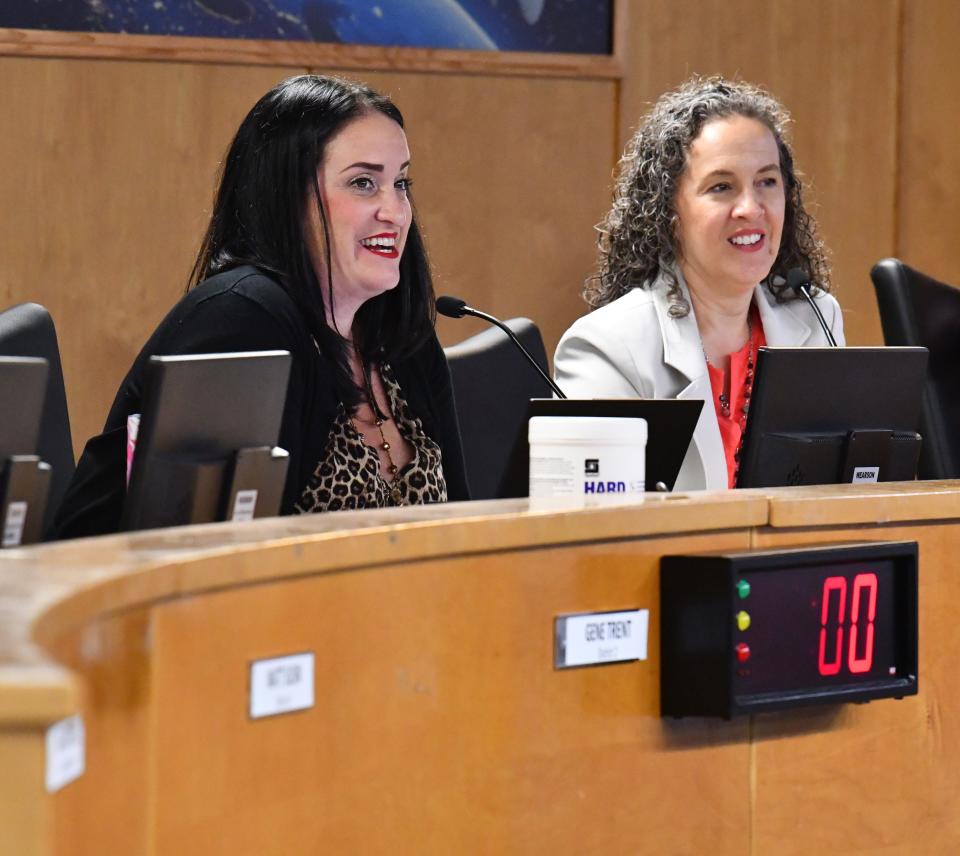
[553,274,845,491]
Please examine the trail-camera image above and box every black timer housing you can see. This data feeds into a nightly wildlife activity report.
[660,541,918,718]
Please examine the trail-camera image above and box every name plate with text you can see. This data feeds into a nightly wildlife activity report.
[554,609,649,669]
[45,715,85,793]
[249,652,315,719]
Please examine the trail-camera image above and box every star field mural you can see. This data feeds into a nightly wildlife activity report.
[2,1,613,54]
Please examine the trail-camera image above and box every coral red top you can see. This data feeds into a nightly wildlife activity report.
[706,309,767,488]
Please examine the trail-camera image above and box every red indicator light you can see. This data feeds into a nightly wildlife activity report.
[735,643,751,663]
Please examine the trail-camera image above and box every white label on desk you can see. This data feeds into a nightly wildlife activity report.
[231,489,258,522]
[555,609,648,669]
[2,500,28,547]
[45,714,85,793]
[852,466,880,483]
[249,652,314,719]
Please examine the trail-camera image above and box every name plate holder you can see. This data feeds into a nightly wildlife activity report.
[1,455,52,547]
[124,445,289,530]
[554,609,649,669]
[841,428,906,483]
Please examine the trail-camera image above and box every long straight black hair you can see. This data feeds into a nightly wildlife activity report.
[190,74,436,408]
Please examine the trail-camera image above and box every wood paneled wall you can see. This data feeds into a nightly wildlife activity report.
[0,56,614,453]
[0,59,299,451]
[352,70,615,357]
[0,0,957,452]
[900,0,960,285]
[619,0,901,347]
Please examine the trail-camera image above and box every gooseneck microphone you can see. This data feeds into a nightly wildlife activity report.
[786,268,838,347]
[436,296,567,399]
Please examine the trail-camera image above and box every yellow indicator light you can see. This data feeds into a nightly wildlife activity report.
[736,610,751,632]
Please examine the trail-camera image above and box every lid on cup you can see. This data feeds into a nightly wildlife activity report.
[528,415,647,445]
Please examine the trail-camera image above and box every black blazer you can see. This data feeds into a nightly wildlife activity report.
[52,266,468,538]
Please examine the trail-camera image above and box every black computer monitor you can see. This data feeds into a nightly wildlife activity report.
[123,350,292,532]
[0,356,51,546]
[736,347,928,488]
[500,398,703,497]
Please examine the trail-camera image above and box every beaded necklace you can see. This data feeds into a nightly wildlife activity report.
[731,331,756,483]
[311,335,406,504]
[358,361,404,504]
[706,313,758,485]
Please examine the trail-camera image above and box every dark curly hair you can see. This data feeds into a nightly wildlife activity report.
[584,75,830,316]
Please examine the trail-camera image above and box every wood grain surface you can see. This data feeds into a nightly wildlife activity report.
[0,28,621,79]
[752,518,960,854]
[0,57,615,454]
[898,0,960,286]
[617,0,901,347]
[0,58,298,454]
[4,1,958,451]
[2,483,960,854]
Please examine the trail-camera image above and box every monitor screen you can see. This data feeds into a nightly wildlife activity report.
[736,347,928,488]
[499,398,703,497]
[0,356,50,545]
[0,356,47,461]
[123,350,292,531]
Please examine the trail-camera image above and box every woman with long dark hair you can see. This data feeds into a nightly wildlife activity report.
[54,74,467,537]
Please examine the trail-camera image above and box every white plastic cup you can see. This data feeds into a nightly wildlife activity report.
[528,416,647,504]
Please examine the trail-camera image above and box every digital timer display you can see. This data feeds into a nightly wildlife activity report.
[660,542,918,718]
[737,561,898,696]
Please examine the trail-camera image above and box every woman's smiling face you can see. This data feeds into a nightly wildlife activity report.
[673,114,786,300]
[311,110,412,319]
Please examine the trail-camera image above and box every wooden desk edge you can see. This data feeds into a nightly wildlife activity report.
[7,481,960,723]
[767,480,960,527]
[0,664,79,727]
[0,493,765,723]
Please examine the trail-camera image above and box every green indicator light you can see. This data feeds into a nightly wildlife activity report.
[736,580,751,599]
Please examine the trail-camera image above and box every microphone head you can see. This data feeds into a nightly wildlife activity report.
[786,267,812,294]
[436,295,468,319]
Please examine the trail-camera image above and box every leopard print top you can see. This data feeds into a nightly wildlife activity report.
[294,363,448,513]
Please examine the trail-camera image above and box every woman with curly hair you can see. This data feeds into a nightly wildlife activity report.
[554,76,844,490]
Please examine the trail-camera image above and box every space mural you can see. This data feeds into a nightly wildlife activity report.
[2,1,612,54]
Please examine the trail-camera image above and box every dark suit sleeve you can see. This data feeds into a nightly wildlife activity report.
[161,290,319,515]
[422,336,470,502]
[48,426,128,540]
[52,283,313,539]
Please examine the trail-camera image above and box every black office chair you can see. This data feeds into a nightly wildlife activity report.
[0,303,75,532]
[444,318,553,500]
[870,258,960,479]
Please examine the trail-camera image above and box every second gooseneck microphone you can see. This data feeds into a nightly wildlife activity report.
[436,296,567,399]
[786,268,838,347]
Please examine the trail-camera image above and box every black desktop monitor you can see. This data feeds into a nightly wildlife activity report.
[500,398,703,497]
[736,347,928,488]
[123,350,292,532]
[0,356,52,546]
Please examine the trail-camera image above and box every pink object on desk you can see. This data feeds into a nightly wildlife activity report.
[126,414,140,486]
